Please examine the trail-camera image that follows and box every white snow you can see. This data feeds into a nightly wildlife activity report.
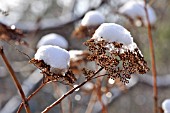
[92,23,133,45]
[118,0,157,26]
[37,33,68,49]
[162,99,170,112]
[34,45,70,70]
[69,50,84,61]
[81,11,105,26]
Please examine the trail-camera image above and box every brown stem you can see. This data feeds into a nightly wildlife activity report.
[94,64,107,113]
[52,83,64,113]
[0,47,31,113]
[17,82,47,113]
[42,67,104,113]
[85,88,98,113]
[96,78,108,113]
[144,1,158,113]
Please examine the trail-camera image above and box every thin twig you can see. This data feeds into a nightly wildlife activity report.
[0,46,31,113]
[94,64,107,113]
[92,74,108,80]
[52,83,64,113]
[42,67,104,113]
[96,78,108,113]
[17,82,47,113]
[85,88,98,113]
[144,1,158,113]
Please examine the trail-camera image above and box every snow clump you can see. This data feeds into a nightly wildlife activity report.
[118,0,157,26]
[162,99,170,113]
[92,23,143,55]
[92,23,133,45]
[37,33,68,49]
[34,45,70,70]
[81,11,105,26]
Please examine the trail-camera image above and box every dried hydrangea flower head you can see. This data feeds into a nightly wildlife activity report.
[118,0,156,26]
[72,11,105,39]
[0,23,28,46]
[30,45,76,84]
[37,33,68,49]
[162,99,170,113]
[84,23,149,84]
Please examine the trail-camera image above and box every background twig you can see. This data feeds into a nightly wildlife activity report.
[144,1,158,113]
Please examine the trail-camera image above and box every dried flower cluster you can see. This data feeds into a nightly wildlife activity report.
[82,68,95,79]
[29,59,76,85]
[84,39,149,84]
[0,23,27,45]
[72,25,99,39]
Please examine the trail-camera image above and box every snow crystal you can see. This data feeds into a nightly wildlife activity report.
[92,23,133,45]
[81,11,105,26]
[37,33,68,49]
[162,99,170,112]
[34,45,70,70]
[118,0,156,26]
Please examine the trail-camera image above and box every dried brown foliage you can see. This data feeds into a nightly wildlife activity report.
[29,59,76,85]
[82,68,95,79]
[84,39,149,84]
[0,23,28,46]
[72,25,99,39]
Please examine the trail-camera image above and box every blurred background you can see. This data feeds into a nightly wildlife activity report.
[0,0,170,113]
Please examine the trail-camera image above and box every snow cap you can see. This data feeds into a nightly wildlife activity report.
[81,11,105,26]
[118,0,156,26]
[162,99,170,112]
[34,45,70,70]
[37,33,68,49]
[92,23,133,45]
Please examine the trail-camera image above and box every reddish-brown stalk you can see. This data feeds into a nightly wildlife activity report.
[144,1,158,113]
[0,47,31,113]
[85,89,98,113]
[96,78,108,113]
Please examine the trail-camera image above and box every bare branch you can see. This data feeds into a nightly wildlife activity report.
[0,46,31,113]
[42,67,104,113]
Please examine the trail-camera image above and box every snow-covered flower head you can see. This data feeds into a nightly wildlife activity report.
[92,23,133,45]
[92,23,143,56]
[34,45,70,70]
[118,0,157,26]
[37,33,68,49]
[72,11,105,39]
[162,99,170,113]
[81,11,105,26]
[31,45,76,84]
[84,23,149,84]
